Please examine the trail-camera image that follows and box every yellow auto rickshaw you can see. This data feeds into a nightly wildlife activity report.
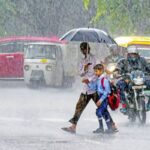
[115,36,150,62]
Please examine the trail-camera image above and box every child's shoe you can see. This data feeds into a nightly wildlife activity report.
[105,128,117,134]
[93,128,104,134]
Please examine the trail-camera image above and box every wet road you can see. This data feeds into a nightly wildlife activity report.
[0,81,150,150]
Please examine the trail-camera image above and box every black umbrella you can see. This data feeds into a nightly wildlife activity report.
[60,28,116,44]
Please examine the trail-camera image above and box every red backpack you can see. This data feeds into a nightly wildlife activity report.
[101,77,120,110]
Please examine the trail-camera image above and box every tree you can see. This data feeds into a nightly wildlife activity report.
[0,0,96,37]
[83,0,150,35]
[0,0,16,36]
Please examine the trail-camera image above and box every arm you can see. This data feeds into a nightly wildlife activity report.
[79,61,87,77]
[117,58,128,74]
[98,78,111,102]
[142,57,150,73]
[86,78,97,91]
[79,56,96,77]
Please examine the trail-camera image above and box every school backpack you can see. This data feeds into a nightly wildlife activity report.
[101,77,120,110]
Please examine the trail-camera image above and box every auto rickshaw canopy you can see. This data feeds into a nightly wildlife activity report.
[115,36,150,47]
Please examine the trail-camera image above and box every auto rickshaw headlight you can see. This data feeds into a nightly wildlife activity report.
[46,65,52,71]
[24,65,30,71]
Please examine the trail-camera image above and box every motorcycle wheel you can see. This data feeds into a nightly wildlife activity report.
[128,109,136,123]
[137,96,146,124]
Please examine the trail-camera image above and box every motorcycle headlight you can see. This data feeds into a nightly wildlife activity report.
[133,77,144,85]
[24,65,30,71]
[46,65,52,71]
[106,63,116,73]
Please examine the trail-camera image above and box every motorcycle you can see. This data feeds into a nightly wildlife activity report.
[105,61,148,124]
[119,70,148,124]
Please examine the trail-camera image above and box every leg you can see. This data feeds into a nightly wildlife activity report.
[105,109,118,131]
[92,93,117,131]
[62,93,91,133]
[93,106,104,133]
[69,93,91,125]
[102,101,117,133]
[116,80,128,113]
[103,110,113,130]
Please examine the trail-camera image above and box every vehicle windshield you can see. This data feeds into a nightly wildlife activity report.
[138,48,150,58]
[24,44,57,59]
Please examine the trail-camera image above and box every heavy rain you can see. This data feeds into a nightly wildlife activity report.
[0,0,150,150]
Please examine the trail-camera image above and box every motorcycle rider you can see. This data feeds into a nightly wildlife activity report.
[116,45,150,113]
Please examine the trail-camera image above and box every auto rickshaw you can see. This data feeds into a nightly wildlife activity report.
[115,36,150,62]
[24,42,64,87]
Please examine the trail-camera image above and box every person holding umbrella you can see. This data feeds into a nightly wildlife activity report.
[62,42,117,133]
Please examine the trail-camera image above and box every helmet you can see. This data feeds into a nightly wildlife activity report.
[127,45,138,54]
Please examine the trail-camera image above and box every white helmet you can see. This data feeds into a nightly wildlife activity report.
[127,45,138,54]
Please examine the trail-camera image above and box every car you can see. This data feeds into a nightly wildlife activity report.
[0,36,60,79]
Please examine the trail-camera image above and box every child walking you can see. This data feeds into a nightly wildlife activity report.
[88,64,117,133]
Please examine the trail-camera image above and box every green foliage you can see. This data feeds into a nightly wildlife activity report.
[91,0,107,23]
[0,0,16,36]
[83,0,150,35]
[83,0,90,10]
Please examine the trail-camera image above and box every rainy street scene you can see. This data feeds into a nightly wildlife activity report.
[0,0,150,150]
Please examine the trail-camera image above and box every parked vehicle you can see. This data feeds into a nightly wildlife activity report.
[24,42,64,87]
[0,36,119,87]
[0,36,59,79]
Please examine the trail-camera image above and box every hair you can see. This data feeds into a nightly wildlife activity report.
[93,64,104,71]
[80,42,90,51]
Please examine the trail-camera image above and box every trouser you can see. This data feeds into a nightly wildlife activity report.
[69,92,114,125]
[69,92,98,125]
[96,99,112,130]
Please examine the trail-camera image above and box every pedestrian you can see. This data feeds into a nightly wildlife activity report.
[88,64,117,133]
[62,42,117,133]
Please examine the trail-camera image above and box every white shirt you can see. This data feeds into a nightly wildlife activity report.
[79,53,97,95]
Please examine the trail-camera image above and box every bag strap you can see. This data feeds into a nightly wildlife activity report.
[101,77,105,90]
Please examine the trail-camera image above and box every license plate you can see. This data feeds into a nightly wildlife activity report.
[31,70,43,78]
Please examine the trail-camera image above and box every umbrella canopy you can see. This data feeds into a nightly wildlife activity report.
[60,28,116,44]
[49,36,67,44]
